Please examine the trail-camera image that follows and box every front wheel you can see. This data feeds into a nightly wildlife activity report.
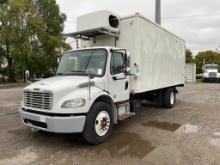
[83,102,113,144]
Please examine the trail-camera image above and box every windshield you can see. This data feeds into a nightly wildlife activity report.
[57,49,107,77]
[205,65,219,70]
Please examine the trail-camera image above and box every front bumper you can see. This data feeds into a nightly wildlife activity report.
[204,77,220,81]
[19,109,86,133]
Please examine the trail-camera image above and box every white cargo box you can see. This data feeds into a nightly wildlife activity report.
[68,11,185,93]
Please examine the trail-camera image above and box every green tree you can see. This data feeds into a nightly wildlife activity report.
[0,48,4,66]
[0,0,16,81]
[0,0,7,3]
[194,50,220,73]
[0,0,70,82]
[34,0,70,71]
[186,49,194,63]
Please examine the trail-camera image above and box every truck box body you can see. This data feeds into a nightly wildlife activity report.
[78,12,185,93]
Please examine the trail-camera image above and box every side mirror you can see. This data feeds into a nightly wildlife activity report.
[125,67,131,75]
[87,70,96,79]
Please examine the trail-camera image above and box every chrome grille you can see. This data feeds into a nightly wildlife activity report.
[209,72,217,78]
[24,91,53,110]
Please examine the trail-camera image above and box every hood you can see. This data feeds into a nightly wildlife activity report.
[25,76,89,93]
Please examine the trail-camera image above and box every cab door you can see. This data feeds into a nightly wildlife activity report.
[108,51,130,102]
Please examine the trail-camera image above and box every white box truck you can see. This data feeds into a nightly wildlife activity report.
[19,11,185,144]
[202,64,220,82]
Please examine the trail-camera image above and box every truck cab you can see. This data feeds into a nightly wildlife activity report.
[203,64,220,82]
[20,47,132,144]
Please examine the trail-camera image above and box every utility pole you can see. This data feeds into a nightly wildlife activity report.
[155,0,161,25]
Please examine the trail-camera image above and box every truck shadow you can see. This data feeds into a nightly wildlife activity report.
[8,127,155,159]
[7,103,173,160]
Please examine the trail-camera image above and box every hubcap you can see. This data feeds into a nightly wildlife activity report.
[95,111,110,136]
[170,91,175,105]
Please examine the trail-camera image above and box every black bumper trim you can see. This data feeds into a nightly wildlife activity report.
[22,108,87,117]
[24,119,47,129]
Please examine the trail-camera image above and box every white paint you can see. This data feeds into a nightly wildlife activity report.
[175,124,199,135]
[23,75,108,114]
[0,147,38,165]
[76,10,120,32]
[80,11,185,93]
[95,111,110,136]
[40,116,46,122]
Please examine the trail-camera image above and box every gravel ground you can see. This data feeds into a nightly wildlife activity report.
[0,83,220,165]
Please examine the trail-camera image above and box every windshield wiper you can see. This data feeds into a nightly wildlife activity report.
[57,71,87,76]
[70,71,87,75]
[56,73,65,76]
[83,54,93,74]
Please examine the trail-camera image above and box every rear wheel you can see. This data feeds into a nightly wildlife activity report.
[156,90,164,107]
[163,88,176,108]
[83,102,113,144]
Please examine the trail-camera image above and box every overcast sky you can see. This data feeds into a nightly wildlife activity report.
[56,0,220,54]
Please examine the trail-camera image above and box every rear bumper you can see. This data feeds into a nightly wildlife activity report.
[19,109,86,133]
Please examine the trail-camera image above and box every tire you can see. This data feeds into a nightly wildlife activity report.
[163,88,176,108]
[83,102,113,144]
[156,90,164,107]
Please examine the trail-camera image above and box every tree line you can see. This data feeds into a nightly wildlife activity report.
[186,49,220,73]
[0,0,70,82]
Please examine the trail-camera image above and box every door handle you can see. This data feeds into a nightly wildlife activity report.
[125,81,129,90]
[112,74,126,80]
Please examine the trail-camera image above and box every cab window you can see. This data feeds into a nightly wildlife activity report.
[111,52,124,75]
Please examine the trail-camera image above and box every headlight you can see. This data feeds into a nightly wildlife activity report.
[61,99,86,108]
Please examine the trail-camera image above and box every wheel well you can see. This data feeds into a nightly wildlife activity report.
[93,95,118,124]
[94,95,113,106]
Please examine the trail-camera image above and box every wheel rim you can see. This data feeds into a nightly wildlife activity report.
[95,111,110,136]
[170,91,175,105]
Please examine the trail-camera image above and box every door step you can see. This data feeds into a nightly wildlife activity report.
[116,101,129,108]
[118,112,135,121]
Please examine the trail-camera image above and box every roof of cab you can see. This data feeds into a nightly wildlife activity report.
[65,46,123,53]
